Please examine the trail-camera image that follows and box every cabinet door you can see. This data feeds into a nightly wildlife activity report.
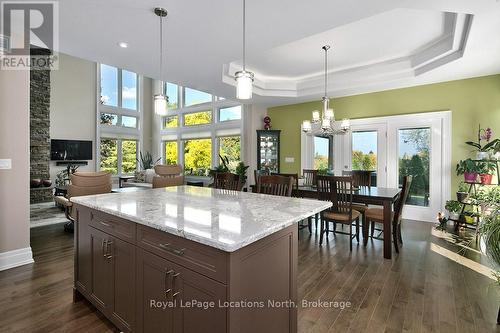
[90,227,113,313]
[110,237,136,332]
[136,249,174,333]
[172,264,227,333]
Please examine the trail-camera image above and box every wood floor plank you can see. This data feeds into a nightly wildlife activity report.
[0,220,499,333]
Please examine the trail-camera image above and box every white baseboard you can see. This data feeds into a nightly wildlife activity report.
[0,247,34,271]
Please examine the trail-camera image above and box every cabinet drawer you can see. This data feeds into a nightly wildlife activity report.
[137,225,228,284]
[89,210,136,243]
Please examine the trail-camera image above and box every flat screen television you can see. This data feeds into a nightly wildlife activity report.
[51,139,92,161]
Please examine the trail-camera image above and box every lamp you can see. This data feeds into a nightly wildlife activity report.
[234,0,254,99]
[153,7,168,116]
[301,45,350,136]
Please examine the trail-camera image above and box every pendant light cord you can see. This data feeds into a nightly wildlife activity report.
[159,14,163,77]
[243,0,246,72]
[324,47,327,98]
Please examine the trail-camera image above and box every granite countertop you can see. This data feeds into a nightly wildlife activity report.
[71,185,331,252]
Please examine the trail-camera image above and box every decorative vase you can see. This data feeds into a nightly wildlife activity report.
[479,173,493,185]
[476,151,489,160]
[30,179,42,188]
[456,191,469,203]
[42,179,52,187]
[463,172,477,183]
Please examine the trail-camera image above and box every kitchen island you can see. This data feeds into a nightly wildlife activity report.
[71,186,331,333]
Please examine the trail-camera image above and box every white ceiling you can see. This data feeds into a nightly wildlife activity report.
[50,0,500,106]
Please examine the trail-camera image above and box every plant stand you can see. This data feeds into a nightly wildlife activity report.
[449,160,499,241]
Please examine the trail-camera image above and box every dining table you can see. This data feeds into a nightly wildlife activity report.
[293,185,402,259]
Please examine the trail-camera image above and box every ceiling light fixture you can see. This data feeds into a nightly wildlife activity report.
[153,7,168,116]
[118,42,128,48]
[302,45,350,136]
[234,0,254,100]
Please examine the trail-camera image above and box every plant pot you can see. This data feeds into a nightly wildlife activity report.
[492,152,500,160]
[479,173,493,185]
[463,172,478,183]
[30,179,42,188]
[476,151,489,160]
[42,179,52,187]
[456,191,469,203]
[449,212,459,220]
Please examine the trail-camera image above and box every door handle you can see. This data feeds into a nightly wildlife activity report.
[165,270,174,297]
[158,243,185,256]
[102,239,107,257]
[105,241,113,259]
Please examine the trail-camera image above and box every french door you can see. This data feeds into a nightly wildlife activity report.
[339,112,450,222]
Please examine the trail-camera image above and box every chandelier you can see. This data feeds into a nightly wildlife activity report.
[153,7,168,116]
[302,45,350,136]
[234,0,254,99]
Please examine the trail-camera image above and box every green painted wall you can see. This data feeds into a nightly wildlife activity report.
[268,74,500,193]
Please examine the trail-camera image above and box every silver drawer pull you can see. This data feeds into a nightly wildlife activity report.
[158,243,185,256]
[102,239,107,257]
[172,291,181,298]
[100,221,111,227]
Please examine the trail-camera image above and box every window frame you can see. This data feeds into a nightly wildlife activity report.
[160,82,243,177]
[97,64,142,177]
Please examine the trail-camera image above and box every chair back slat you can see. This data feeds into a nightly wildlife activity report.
[256,175,293,197]
[317,175,353,218]
[213,172,243,191]
[303,169,317,186]
[393,175,412,224]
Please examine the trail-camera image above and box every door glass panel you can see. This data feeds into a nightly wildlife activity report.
[100,139,118,174]
[219,136,241,170]
[398,128,430,206]
[313,136,329,171]
[352,131,378,186]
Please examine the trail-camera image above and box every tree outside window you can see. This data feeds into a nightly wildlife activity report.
[219,136,241,170]
[100,139,118,174]
[165,141,178,165]
[184,139,212,176]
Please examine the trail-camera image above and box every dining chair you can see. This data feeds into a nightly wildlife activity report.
[303,169,318,186]
[256,175,294,197]
[364,175,412,252]
[152,175,184,188]
[317,175,361,251]
[272,172,299,191]
[254,169,270,187]
[154,164,183,177]
[213,172,243,191]
[342,170,373,226]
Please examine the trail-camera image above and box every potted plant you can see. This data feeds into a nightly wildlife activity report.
[456,159,479,183]
[136,151,161,183]
[456,181,470,202]
[445,200,461,220]
[209,155,230,179]
[477,161,497,185]
[472,186,500,216]
[478,210,500,324]
[235,161,249,185]
[465,125,499,160]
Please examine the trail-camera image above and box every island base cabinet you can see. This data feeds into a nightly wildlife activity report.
[136,248,226,333]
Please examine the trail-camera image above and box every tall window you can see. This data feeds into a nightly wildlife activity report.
[165,141,178,165]
[398,128,430,206]
[165,82,179,109]
[313,136,330,170]
[98,64,140,176]
[184,87,212,106]
[219,136,241,169]
[184,139,212,176]
[160,82,242,176]
[352,131,378,185]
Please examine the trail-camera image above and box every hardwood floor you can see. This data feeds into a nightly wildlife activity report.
[0,220,498,332]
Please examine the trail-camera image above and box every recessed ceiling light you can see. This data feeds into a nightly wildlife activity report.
[118,42,128,48]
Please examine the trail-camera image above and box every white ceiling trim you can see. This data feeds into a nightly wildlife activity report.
[222,11,474,98]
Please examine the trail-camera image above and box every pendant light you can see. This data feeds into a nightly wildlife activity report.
[301,45,350,136]
[234,0,254,99]
[153,7,168,116]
